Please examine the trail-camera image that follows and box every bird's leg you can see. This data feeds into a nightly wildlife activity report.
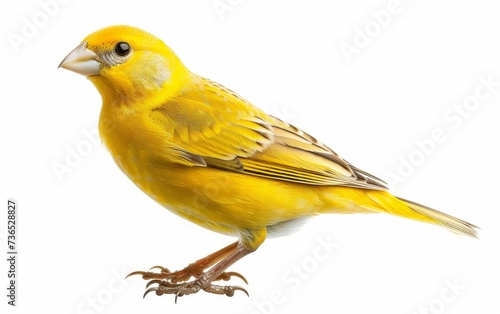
[126,241,247,284]
[128,229,266,301]
[145,242,253,301]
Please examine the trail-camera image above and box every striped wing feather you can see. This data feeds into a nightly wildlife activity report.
[151,77,388,190]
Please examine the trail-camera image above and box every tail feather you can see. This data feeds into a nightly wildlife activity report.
[364,191,479,238]
[398,197,479,238]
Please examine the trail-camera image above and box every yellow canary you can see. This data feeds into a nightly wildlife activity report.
[59,25,478,300]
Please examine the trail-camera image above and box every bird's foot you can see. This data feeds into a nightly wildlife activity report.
[125,241,253,301]
[143,275,249,302]
[126,264,248,301]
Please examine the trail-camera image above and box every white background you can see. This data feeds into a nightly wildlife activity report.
[1,0,499,313]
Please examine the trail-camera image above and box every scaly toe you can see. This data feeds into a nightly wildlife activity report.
[202,284,249,297]
[126,270,166,280]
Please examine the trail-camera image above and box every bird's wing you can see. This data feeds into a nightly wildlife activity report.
[150,77,388,190]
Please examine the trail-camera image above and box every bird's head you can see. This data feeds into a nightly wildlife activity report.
[59,25,190,105]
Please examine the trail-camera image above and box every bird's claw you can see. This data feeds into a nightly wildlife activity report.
[125,270,163,280]
[216,271,248,284]
[143,279,249,303]
[149,265,171,273]
[127,265,249,301]
[125,265,173,280]
[127,266,247,284]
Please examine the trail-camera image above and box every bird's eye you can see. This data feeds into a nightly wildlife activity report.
[114,42,131,56]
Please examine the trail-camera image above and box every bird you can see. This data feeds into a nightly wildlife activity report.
[59,25,478,301]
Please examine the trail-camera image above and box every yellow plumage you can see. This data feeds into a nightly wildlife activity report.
[59,25,478,300]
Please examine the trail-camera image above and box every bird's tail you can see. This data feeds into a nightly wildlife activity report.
[362,191,479,238]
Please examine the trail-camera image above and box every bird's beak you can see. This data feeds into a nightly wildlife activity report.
[59,42,101,76]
